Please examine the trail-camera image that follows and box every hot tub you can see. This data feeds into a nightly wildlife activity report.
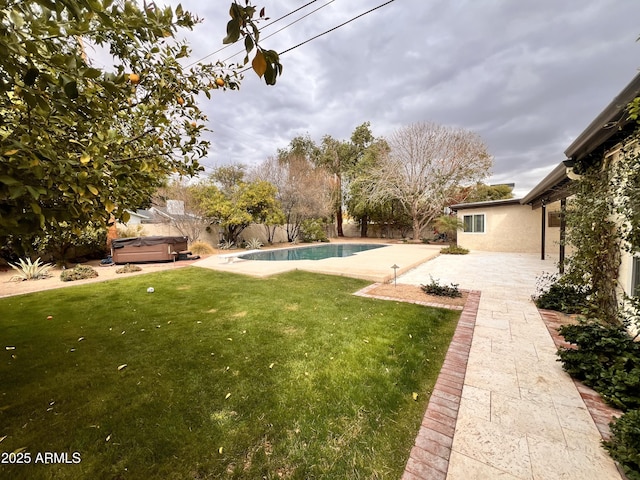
[111,236,188,264]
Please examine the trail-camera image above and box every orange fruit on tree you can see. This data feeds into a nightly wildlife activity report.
[128,73,140,84]
[190,122,197,128]
[215,77,225,87]
[177,96,184,105]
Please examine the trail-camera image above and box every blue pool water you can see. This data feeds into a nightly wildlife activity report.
[239,243,387,261]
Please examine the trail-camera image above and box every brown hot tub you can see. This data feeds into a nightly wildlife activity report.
[111,236,189,264]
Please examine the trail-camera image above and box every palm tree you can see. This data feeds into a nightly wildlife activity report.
[434,215,464,245]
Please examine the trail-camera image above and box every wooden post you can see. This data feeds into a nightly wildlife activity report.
[559,198,567,273]
[541,201,546,260]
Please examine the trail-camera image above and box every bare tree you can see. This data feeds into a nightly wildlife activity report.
[251,154,332,242]
[154,179,214,243]
[360,122,492,240]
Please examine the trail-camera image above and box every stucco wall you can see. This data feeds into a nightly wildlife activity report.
[456,201,563,259]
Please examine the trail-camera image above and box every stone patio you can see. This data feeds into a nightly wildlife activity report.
[397,252,624,480]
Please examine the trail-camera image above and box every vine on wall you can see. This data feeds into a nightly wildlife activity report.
[563,162,621,325]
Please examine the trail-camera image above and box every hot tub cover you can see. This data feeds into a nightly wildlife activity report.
[111,236,189,249]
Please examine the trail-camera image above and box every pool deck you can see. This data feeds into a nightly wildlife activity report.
[192,241,443,283]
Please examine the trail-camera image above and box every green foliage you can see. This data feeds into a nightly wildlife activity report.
[532,273,589,313]
[439,245,469,255]
[9,257,53,281]
[614,134,640,254]
[223,3,283,85]
[299,218,329,243]
[434,215,464,244]
[462,183,514,203]
[563,166,621,324]
[0,1,278,252]
[557,320,640,410]
[534,283,588,313]
[245,238,263,249]
[603,409,640,480]
[60,264,98,282]
[115,264,142,274]
[421,277,462,298]
[194,170,284,244]
[31,222,108,263]
[189,241,215,255]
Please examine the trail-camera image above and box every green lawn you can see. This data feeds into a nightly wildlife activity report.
[0,268,459,479]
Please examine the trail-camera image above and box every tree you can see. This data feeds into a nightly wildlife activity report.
[434,215,464,245]
[194,168,284,245]
[343,123,390,237]
[0,0,280,256]
[358,122,492,240]
[461,183,514,203]
[266,137,333,241]
[154,179,214,243]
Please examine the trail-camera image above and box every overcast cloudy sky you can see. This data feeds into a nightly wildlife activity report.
[160,0,639,197]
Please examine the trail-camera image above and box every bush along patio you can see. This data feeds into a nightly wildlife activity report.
[0,268,460,479]
[546,136,640,480]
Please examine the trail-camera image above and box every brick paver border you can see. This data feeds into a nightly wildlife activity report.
[401,290,481,480]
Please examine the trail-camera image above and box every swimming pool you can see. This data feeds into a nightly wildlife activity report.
[239,243,387,261]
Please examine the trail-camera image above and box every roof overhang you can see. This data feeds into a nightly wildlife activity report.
[520,162,571,209]
[565,72,640,162]
[450,198,522,211]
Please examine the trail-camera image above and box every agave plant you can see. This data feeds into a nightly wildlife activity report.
[245,238,263,250]
[9,257,53,281]
[218,240,235,250]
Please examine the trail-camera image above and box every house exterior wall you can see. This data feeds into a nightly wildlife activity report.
[456,201,563,259]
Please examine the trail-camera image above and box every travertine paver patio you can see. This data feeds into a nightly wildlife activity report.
[398,252,623,480]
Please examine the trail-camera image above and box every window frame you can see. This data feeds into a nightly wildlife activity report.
[548,211,562,228]
[462,213,486,234]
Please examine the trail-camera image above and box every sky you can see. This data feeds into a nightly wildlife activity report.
[158,0,639,197]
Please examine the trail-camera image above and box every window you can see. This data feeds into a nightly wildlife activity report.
[548,211,562,228]
[463,214,485,233]
[632,257,640,297]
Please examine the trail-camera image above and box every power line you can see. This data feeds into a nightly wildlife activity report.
[220,0,336,64]
[239,0,397,75]
[186,0,324,68]
[280,0,396,56]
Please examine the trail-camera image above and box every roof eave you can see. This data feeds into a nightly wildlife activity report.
[565,72,640,161]
[520,162,570,207]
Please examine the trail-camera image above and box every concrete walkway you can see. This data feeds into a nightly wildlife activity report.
[398,252,622,480]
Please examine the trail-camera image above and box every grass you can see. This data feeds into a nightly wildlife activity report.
[0,268,460,479]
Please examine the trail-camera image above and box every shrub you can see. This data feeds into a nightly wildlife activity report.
[116,264,142,274]
[117,224,145,238]
[218,240,235,250]
[299,219,328,243]
[532,273,589,313]
[421,277,462,298]
[60,264,99,282]
[9,257,53,281]
[603,409,640,480]
[30,222,108,264]
[440,245,469,255]
[245,238,263,250]
[189,241,215,255]
[557,320,640,410]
